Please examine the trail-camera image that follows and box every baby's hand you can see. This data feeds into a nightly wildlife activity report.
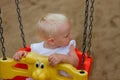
[13,51,27,61]
[48,54,62,66]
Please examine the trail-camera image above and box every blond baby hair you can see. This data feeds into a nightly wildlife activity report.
[38,13,68,38]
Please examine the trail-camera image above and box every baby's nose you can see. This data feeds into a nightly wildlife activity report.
[69,33,72,40]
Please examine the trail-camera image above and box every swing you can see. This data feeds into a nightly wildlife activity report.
[0,0,94,80]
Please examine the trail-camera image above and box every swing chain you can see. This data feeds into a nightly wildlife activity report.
[15,0,26,48]
[81,0,89,70]
[0,9,7,60]
[87,0,95,57]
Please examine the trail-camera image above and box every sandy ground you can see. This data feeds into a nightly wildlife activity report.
[0,0,120,80]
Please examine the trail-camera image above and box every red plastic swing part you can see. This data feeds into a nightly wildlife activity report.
[75,48,92,76]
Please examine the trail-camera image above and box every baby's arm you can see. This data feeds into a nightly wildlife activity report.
[13,46,31,61]
[13,51,28,61]
[66,45,79,67]
[49,45,79,67]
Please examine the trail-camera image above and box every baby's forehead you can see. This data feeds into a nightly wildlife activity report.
[58,22,71,30]
[56,23,71,34]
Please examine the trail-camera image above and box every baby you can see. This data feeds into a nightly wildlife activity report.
[13,13,79,79]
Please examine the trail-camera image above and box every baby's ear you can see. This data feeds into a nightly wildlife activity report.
[48,38,55,43]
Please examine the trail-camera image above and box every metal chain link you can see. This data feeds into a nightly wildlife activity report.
[0,8,7,60]
[15,0,26,48]
[87,0,95,57]
[81,0,89,70]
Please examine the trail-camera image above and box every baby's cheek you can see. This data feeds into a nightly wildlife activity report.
[64,41,69,46]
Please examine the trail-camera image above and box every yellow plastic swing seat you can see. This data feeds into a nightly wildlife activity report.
[0,52,88,80]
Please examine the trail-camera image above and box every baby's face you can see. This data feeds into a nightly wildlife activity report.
[54,23,71,47]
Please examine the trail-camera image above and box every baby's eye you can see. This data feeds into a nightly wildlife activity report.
[64,33,70,38]
[65,35,68,38]
[40,63,44,69]
[35,62,39,68]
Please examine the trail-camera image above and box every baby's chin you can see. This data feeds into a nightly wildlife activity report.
[57,45,67,48]
[61,43,69,47]
[65,42,70,46]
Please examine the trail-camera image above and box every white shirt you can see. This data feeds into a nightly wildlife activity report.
[30,40,76,56]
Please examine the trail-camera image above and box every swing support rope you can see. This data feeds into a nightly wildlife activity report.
[81,0,95,70]
[87,0,95,57]
[0,8,7,60]
[15,0,26,48]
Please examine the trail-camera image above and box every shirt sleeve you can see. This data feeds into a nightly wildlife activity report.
[69,40,76,47]
[30,43,38,52]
